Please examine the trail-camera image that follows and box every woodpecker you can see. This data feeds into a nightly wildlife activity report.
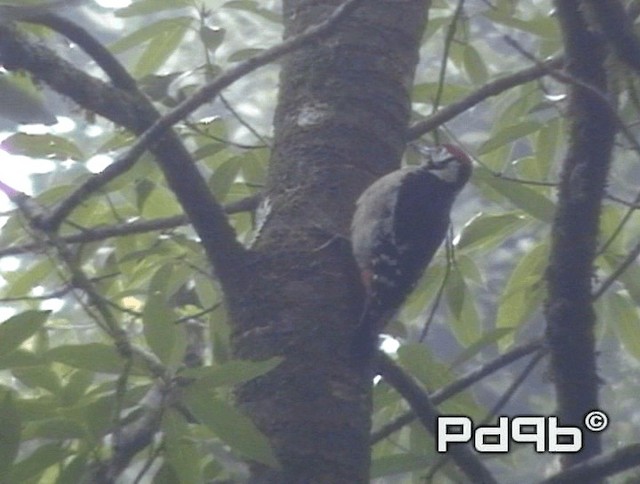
[350,143,472,359]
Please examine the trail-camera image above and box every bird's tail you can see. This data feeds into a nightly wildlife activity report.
[349,319,379,361]
[349,302,395,362]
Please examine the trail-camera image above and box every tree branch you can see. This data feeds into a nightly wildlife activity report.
[371,339,545,443]
[33,0,366,229]
[408,57,563,139]
[0,193,261,258]
[544,0,617,467]
[22,12,139,92]
[377,353,497,484]
[0,0,365,291]
[540,443,640,484]
[582,0,640,76]
[1,183,171,381]
[592,239,640,300]
[426,349,546,480]
[0,22,247,291]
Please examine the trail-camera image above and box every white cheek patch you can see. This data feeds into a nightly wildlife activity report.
[430,163,460,183]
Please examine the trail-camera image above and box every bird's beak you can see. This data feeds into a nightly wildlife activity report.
[407,142,438,168]
[407,141,435,158]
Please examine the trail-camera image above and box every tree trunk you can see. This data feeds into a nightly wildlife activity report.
[228,1,429,481]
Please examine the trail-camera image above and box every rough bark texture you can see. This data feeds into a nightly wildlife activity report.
[545,0,616,471]
[228,1,429,481]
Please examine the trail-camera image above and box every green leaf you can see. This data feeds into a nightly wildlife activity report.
[475,166,555,222]
[200,26,226,53]
[209,156,242,200]
[2,133,83,160]
[0,74,56,125]
[445,267,481,346]
[446,267,465,321]
[400,263,446,324]
[496,242,548,347]
[83,394,116,441]
[45,344,123,374]
[0,350,43,369]
[535,120,562,178]
[163,411,203,484]
[143,265,178,363]
[8,443,67,483]
[116,0,190,16]
[397,344,453,391]
[455,254,484,285]
[371,453,428,478]
[603,256,640,307]
[134,17,192,77]
[457,212,528,252]
[412,82,471,105]
[12,366,61,395]
[60,370,93,406]
[55,455,87,484]
[185,389,278,468]
[463,45,488,84]
[3,260,54,298]
[193,272,220,309]
[139,184,182,219]
[484,9,558,38]
[396,345,481,418]
[0,393,21,477]
[227,48,266,62]
[239,149,268,186]
[135,178,155,213]
[599,205,627,257]
[223,0,282,23]
[110,18,177,53]
[27,418,85,440]
[479,121,542,155]
[451,327,515,368]
[182,358,282,387]
[606,293,640,360]
[0,311,50,358]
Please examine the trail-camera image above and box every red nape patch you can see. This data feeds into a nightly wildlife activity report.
[441,143,472,166]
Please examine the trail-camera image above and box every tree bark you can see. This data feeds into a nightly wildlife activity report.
[228,1,429,481]
[545,0,616,471]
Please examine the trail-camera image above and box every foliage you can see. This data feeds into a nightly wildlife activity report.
[1,0,639,482]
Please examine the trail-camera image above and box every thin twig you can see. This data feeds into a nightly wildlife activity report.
[220,94,272,147]
[39,0,364,230]
[431,0,466,127]
[0,193,262,259]
[503,36,640,154]
[592,240,640,300]
[408,57,564,139]
[0,284,73,302]
[425,348,546,480]
[2,182,171,382]
[582,0,640,76]
[377,353,497,484]
[606,192,640,209]
[491,172,557,187]
[23,12,138,92]
[419,237,453,342]
[371,339,545,443]
[503,35,640,263]
[540,443,640,483]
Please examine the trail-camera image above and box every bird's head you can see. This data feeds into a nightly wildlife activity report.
[410,142,473,189]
